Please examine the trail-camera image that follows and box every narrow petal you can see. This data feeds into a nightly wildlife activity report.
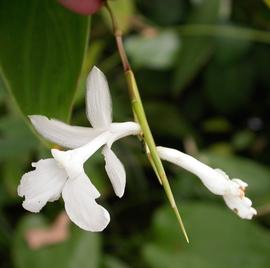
[18,159,67,213]
[29,115,103,149]
[102,146,126,198]
[223,195,257,219]
[86,66,112,128]
[157,146,233,195]
[62,173,110,232]
[108,122,141,147]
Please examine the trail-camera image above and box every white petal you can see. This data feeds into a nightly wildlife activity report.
[223,195,257,219]
[18,159,67,213]
[107,122,141,147]
[51,131,110,176]
[62,173,110,232]
[102,146,126,198]
[86,66,112,128]
[29,115,103,149]
[157,146,234,195]
[232,178,248,189]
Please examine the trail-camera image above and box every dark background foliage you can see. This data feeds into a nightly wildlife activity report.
[1,0,270,267]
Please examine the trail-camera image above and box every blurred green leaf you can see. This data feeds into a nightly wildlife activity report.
[202,117,231,133]
[144,202,270,268]
[136,0,187,25]
[125,31,180,69]
[0,0,89,121]
[232,130,255,151]
[204,61,254,113]
[173,0,221,94]
[102,256,130,268]
[102,0,135,33]
[3,158,28,198]
[0,116,38,159]
[0,78,6,104]
[207,142,234,155]
[13,215,101,268]
[144,101,192,138]
[214,37,252,65]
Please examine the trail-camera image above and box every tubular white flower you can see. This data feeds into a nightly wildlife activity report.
[18,133,111,232]
[157,146,257,220]
[28,66,141,198]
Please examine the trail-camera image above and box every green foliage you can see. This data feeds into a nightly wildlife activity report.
[102,0,135,33]
[0,116,38,159]
[173,0,222,94]
[204,61,254,114]
[144,203,270,268]
[125,31,180,69]
[0,0,90,121]
[13,215,101,268]
[1,0,270,267]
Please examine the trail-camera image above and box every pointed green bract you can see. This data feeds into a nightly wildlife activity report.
[125,70,189,243]
[0,0,90,121]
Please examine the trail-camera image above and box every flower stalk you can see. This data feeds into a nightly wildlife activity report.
[104,1,189,243]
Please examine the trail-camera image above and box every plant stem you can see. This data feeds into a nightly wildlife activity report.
[174,24,270,44]
[104,1,189,243]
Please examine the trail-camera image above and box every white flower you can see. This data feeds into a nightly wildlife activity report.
[157,146,257,219]
[18,66,141,232]
[29,66,141,197]
[18,132,111,232]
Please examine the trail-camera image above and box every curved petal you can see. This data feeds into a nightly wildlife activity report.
[102,146,126,198]
[62,173,110,232]
[86,66,112,128]
[18,159,67,213]
[29,115,103,149]
[107,122,141,147]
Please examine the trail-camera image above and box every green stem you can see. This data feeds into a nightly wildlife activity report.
[104,1,189,243]
[174,24,270,44]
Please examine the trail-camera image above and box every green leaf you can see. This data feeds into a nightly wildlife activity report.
[125,31,180,69]
[102,256,130,268]
[13,215,101,268]
[0,116,38,159]
[204,61,254,114]
[144,101,192,137]
[102,0,135,33]
[173,0,221,95]
[144,202,270,268]
[0,0,90,121]
[136,0,188,26]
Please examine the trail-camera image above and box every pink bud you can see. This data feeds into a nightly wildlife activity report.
[58,0,104,15]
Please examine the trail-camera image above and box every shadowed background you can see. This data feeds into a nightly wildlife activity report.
[1,0,270,267]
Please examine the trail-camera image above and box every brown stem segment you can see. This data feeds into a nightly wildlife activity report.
[104,2,130,71]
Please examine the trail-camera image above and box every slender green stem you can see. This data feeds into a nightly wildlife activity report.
[104,1,189,243]
[174,24,270,44]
